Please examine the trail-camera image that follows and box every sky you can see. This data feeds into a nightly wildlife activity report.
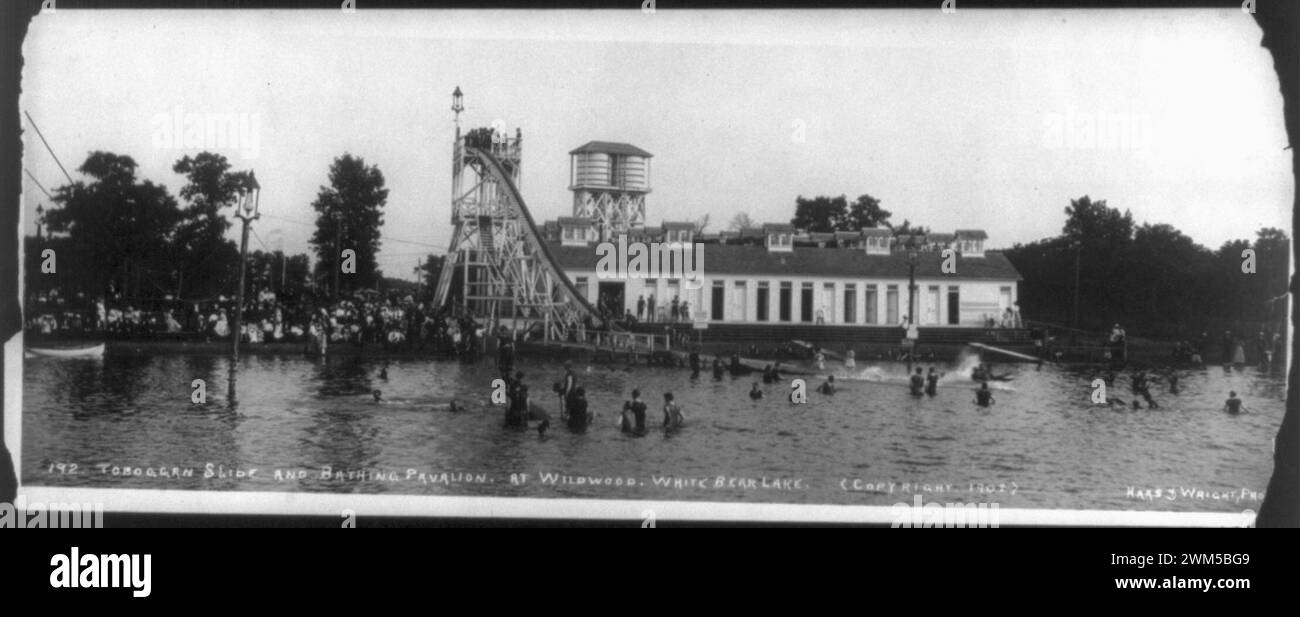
[20,8,1293,281]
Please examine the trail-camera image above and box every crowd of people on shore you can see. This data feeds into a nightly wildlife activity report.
[25,287,487,357]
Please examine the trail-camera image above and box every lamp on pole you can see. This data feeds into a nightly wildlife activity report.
[452,86,464,135]
[906,238,919,326]
[228,171,261,404]
[903,236,920,371]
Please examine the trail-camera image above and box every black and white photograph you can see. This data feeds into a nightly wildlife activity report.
[4,2,1298,529]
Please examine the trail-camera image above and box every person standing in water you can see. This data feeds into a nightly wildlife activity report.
[1224,391,1244,414]
[749,382,764,400]
[712,356,726,380]
[844,349,856,369]
[817,375,836,395]
[622,390,648,434]
[689,347,701,380]
[497,337,515,375]
[559,362,577,420]
[909,367,925,396]
[925,367,939,396]
[974,382,995,407]
[506,371,529,428]
[567,387,591,431]
[662,392,685,430]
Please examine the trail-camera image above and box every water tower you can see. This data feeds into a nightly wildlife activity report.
[569,141,652,241]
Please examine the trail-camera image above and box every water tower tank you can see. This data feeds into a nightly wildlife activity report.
[574,152,611,186]
[615,155,647,191]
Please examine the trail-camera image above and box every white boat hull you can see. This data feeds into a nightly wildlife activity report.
[26,343,106,358]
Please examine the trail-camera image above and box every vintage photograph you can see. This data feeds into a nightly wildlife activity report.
[7,7,1292,524]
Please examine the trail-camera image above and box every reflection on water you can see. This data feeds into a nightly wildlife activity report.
[21,351,1284,511]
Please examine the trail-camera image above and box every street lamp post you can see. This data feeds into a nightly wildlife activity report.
[904,237,919,371]
[907,243,919,326]
[228,172,261,404]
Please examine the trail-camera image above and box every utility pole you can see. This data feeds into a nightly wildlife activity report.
[229,172,261,405]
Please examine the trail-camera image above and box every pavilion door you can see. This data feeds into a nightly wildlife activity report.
[926,286,940,325]
[821,284,835,323]
[730,282,748,321]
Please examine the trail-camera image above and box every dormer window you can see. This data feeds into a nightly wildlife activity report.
[863,232,892,255]
[762,224,796,252]
[559,217,594,246]
[766,233,792,252]
[954,230,988,257]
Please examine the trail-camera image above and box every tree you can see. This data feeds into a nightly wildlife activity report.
[791,195,849,232]
[310,154,389,294]
[846,194,892,229]
[171,152,258,299]
[729,212,755,231]
[44,151,181,300]
[1064,195,1134,249]
[887,219,930,238]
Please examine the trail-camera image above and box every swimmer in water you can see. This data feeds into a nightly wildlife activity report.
[567,387,591,431]
[909,367,925,396]
[1224,391,1244,414]
[662,392,685,430]
[749,382,764,400]
[974,382,995,407]
[817,375,836,395]
[925,367,939,396]
[372,389,385,404]
[622,389,648,435]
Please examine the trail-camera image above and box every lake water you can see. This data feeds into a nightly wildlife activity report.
[20,350,1283,513]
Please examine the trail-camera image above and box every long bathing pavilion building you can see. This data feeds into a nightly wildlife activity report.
[539,141,1023,342]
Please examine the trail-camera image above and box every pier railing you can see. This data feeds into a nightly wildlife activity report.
[577,329,670,354]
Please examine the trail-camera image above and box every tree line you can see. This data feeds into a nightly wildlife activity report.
[27,150,389,307]
[1004,196,1289,340]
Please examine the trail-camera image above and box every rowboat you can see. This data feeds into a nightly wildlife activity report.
[25,343,106,358]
